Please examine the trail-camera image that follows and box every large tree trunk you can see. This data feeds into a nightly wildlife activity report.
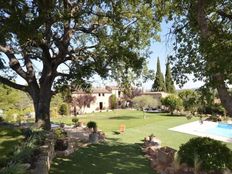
[29,88,52,130]
[217,86,232,116]
[29,82,53,130]
[196,0,232,117]
[214,74,232,116]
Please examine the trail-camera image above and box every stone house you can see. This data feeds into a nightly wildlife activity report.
[142,91,169,101]
[71,86,123,114]
[71,86,170,114]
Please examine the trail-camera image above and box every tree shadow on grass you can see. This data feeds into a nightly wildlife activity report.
[0,126,23,168]
[162,114,187,117]
[109,116,139,120]
[50,142,155,174]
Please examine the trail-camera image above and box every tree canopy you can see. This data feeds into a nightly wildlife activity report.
[178,89,199,114]
[0,0,162,129]
[166,0,232,116]
[161,94,183,115]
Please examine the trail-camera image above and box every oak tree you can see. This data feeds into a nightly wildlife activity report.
[0,0,161,129]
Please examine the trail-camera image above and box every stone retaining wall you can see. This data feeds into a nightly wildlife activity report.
[31,133,55,174]
[31,127,105,174]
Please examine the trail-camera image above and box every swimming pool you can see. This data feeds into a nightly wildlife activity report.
[201,123,232,139]
[169,121,232,143]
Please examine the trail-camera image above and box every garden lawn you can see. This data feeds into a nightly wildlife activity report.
[50,110,232,174]
[0,126,23,168]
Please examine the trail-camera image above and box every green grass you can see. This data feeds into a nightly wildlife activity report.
[50,110,232,174]
[50,142,153,174]
[0,126,23,167]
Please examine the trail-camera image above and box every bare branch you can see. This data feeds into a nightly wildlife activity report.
[24,55,35,82]
[0,45,28,80]
[217,11,232,21]
[55,72,70,78]
[0,76,28,92]
[76,24,99,34]
[0,45,11,53]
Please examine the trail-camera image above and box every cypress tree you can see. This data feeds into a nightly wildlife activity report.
[165,62,175,93]
[151,58,165,91]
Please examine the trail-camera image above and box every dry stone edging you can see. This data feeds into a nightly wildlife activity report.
[31,126,105,174]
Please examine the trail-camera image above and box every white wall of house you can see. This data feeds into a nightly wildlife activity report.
[71,87,168,114]
[72,91,113,114]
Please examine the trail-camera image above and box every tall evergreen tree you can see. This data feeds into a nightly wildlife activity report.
[165,62,175,93]
[152,58,165,91]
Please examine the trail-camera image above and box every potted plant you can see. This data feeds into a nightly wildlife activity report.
[87,121,99,143]
[72,118,79,128]
[87,121,97,132]
[54,128,68,151]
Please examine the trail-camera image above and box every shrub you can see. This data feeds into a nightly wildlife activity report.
[21,128,33,139]
[72,118,79,123]
[50,107,58,118]
[132,95,160,110]
[58,103,68,116]
[198,104,225,115]
[0,116,4,122]
[54,128,67,139]
[161,95,183,115]
[178,90,199,113]
[0,162,28,174]
[178,137,232,172]
[109,94,117,109]
[72,118,79,127]
[54,128,68,151]
[13,146,34,163]
[87,121,97,129]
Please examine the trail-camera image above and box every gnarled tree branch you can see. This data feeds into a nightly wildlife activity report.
[0,76,28,92]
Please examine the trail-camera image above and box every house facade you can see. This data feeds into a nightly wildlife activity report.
[71,86,169,114]
[71,86,122,114]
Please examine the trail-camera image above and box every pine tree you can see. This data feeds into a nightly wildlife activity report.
[152,58,166,91]
[165,62,175,93]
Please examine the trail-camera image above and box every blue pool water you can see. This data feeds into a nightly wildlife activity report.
[204,123,232,138]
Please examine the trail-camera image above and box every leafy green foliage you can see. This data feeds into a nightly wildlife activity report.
[54,128,67,139]
[178,137,232,172]
[132,95,160,110]
[167,1,232,86]
[0,162,28,174]
[161,95,183,115]
[165,62,175,93]
[72,118,79,124]
[1,129,46,172]
[0,117,4,122]
[166,0,232,115]
[0,0,163,128]
[87,121,97,129]
[178,90,199,113]
[51,93,64,117]
[152,58,165,92]
[109,95,117,109]
[0,84,32,120]
[58,103,68,116]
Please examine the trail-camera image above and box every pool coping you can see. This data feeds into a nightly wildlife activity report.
[169,121,232,143]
